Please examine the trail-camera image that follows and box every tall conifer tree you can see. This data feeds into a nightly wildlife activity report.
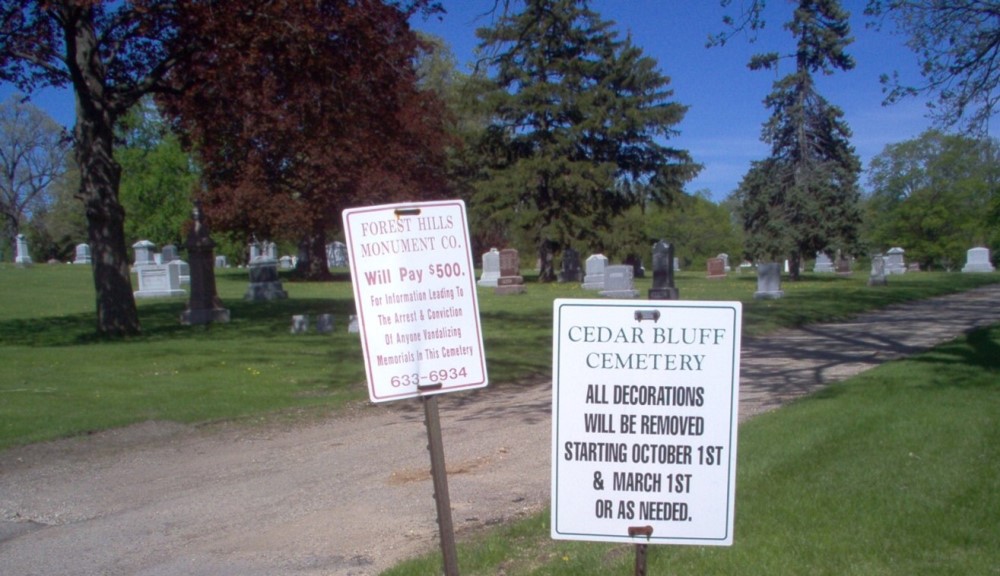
[736,0,862,278]
[473,0,698,281]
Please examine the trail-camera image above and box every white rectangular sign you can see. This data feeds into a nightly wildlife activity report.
[551,299,741,545]
[342,200,488,402]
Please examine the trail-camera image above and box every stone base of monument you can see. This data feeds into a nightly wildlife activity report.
[648,287,679,300]
[244,282,288,301]
[753,289,784,300]
[494,275,526,295]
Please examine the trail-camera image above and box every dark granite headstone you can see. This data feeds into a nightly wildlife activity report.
[558,248,581,283]
[648,240,679,300]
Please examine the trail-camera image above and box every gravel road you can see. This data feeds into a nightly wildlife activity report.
[2,283,998,575]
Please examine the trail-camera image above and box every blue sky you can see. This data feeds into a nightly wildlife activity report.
[414,0,936,202]
[3,1,938,203]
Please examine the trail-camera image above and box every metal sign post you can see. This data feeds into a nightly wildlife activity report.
[342,200,489,576]
[423,392,459,576]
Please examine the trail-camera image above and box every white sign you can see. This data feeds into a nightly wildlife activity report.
[551,299,741,545]
[342,200,488,402]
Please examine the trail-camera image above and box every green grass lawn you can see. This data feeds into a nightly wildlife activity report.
[0,262,997,450]
[385,325,1000,576]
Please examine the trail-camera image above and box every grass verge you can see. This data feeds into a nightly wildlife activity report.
[0,263,997,450]
[384,324,1000,575]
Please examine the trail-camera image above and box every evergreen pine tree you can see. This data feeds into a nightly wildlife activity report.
[736,0,862,279]
[473,0,698,281]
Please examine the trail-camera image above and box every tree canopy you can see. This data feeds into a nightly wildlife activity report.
[0,1,200,335]
[864,129,999,269]
[159,0,450,279]
[0,94,68,257]
[471,0,699,281]
[866,0,1000,134]
[734,0,862,277]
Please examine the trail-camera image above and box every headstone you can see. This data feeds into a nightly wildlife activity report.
[214,255,228,268]
[249,241,261,262]
[868,253,888,286]
[813,252,835,273]
[558,248,581,283]
[624,254,645,278]
[73,243,91,265]
[673,257,681,272]
[14,234,32,266]
[290,315,309,334]
[478,248,501,287]
[169,259,190,285]
[599,265,639,298]
[327,241,348,268]
[245,256,288,301]
[348,315,359,333]
[316,314,334,334]
[835,255,852,275]
[278,255,294,269]
[132,240,155,268]
[134,264,186,298]
[885,247,906,274]
[180,201,230,324]
[581,253,608,290]
[495,248,526,295]
[961,247,995,273]
[648,240,679,300]
[161,244,179,263]
[717,253,730,272]
[706,257,726,279]
[907,262,921,272]
[753,262,784,299]
[264,241,278,261]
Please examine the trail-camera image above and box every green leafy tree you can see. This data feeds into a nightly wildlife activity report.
[24,156,85,262]
[735,0,862,279]
[473,0,698,281]
[0,95,68,259]
[117,98,198,249]
[865,0,1000,134]
[0,1,204,335]
[864,130,999,269]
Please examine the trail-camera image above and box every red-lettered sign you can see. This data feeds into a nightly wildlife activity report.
[342,200,488,402]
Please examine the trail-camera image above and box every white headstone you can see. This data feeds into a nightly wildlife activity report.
[132,240,156,268]
[754,262,784,299]
[581,253,608,290]
[134,263,186,298]
[961,247,995,273]
[885,247,906,275]
[813,252,835,273]
[290,314,309,334]
[73,243,91,265]
[14,234,32,266]
[478,248,501,287]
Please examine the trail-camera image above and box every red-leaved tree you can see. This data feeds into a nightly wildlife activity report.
[159,0,451,279]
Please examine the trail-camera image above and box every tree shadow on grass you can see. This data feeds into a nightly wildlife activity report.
[909,326,1000,381]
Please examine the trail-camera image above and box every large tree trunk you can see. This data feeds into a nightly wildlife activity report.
[77,116,140,336]
[537,239,557,282]
[295,221,333,281]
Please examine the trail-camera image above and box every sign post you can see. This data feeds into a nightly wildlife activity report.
[551,299,741,548]
[342,200,488,576]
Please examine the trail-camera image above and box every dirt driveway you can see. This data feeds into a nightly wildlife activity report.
[2,284,998,575]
